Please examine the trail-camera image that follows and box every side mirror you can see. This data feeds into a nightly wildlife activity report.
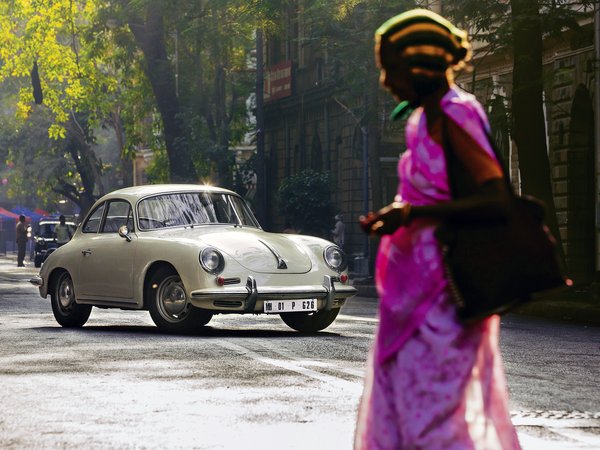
[118,225,132,242]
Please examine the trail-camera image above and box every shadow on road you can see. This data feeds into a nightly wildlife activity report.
[31,325,343,338]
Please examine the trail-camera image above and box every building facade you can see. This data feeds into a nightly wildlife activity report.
[262,3,598,282]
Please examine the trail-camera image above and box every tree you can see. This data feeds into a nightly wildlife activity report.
[103,0,265,186]
[116,0,196,182]
[444,0,595,258]
[0,0,136,215]
[276,170,333,236]
[510,0,559,251]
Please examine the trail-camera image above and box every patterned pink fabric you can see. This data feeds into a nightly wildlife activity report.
[354,86,521,449]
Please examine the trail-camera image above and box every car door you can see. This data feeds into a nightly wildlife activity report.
[77,200,137,302]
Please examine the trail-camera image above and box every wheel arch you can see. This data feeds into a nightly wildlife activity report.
[142,261,177,309]
[47,267,69,298]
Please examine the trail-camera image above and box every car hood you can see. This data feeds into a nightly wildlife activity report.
[167,226,314,274]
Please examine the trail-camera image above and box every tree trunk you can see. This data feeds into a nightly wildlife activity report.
[110,108,133,187]
[54,116,102,219]
[511,0,564,259]
[127,1,196,183]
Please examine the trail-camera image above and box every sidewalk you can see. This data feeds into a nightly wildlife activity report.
[351,276,600,327]
[0,253,40,281]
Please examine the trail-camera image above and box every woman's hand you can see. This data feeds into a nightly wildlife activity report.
[359,202,412,236]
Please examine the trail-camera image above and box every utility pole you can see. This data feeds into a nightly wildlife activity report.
[595,4,600,275]
[361,125,369,258]
[255,29,267,227]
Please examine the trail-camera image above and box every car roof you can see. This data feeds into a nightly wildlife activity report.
[39,217,76,224]
[99,184,237,203]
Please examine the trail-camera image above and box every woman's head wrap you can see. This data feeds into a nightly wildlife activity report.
[375,9,471,78]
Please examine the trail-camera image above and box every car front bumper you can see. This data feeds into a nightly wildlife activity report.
[190,275,357,313]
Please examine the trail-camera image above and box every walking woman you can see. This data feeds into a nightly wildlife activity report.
[354,9,521,449]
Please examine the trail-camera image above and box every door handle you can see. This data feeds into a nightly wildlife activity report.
[82,249,92,256]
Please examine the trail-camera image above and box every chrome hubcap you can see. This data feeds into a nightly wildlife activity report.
[157,276,189,322]
[58,277,74,311]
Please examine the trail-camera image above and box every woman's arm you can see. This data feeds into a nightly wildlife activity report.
[360,178,510,236]
[361,112,512,237]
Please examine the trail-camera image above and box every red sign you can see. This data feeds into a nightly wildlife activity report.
[265,61,292,102]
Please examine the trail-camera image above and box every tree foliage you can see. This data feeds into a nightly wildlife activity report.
[276,169,333,236]
[0,0,142,214]
[0,0,268,211]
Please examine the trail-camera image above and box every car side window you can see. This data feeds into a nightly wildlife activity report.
[82,204,106,233]
[101,201,133,234]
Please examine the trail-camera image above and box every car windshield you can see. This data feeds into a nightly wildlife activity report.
[137,192,260,230]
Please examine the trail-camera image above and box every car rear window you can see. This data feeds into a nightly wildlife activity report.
[37,222,76,238]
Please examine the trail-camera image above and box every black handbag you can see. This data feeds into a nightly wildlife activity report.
[436,116,570,324]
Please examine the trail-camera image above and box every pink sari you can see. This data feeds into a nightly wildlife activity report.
[354,86,521,449]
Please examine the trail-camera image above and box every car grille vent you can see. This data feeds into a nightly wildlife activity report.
[213,300,243,308]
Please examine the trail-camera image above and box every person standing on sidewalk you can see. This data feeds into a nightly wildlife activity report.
[354,9,521,449]
[15,215,28,267]
[332,214,345,249]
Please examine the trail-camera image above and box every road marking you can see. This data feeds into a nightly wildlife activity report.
[249,339,366,378]
[517,430,600,449]
[513,411,600,449]
[216,339,364,395]
[337,314,378,323]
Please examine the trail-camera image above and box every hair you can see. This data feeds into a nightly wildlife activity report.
[375,9,471,80]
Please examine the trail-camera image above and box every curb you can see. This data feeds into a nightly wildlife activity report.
[350,277,600,327]
[514,298,600,327]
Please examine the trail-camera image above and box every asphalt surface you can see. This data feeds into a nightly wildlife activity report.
[8,249,600,326]
[2,252,599,449]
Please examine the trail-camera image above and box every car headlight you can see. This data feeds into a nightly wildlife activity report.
[199,247,225,274]
[324,245,347,272]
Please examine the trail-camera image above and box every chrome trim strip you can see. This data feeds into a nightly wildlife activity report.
[323,275,335,311]
[190,277,357,307]
[258,239,288,269]
[245,275,258,312]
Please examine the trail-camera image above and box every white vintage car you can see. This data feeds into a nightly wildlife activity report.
[30,184,356,333]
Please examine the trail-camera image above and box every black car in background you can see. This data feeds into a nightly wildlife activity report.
[33,217,77,267]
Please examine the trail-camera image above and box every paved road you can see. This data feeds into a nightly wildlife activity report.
[0,256,599,449]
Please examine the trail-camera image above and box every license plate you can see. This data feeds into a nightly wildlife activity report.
[263,299,317,313]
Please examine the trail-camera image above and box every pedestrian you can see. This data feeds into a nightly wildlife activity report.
[53,215,72,247]
[331,214,345,249]
[16,215,28,267]
[355,9,521,449]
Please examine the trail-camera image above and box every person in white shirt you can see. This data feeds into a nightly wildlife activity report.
[54,215,72,247]
[331,214,345,249]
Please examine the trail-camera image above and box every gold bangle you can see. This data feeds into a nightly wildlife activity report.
[392,201,412,225]
[403,203,412,224]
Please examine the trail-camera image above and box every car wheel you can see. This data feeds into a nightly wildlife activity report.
[280,308,340,333]
[147,267,213,332]
[50,271,92,327]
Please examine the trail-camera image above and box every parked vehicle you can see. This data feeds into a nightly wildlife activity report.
[33,217,77,267]
[30,184,356,333]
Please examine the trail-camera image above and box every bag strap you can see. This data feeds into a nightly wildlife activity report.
[440,113,514,199]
